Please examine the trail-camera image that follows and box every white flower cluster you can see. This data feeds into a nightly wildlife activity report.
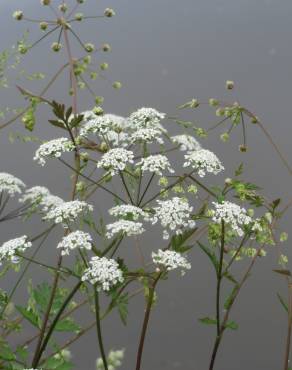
[57,230,93,256]
[128,107,166,132]
[129,127,164,145]
[96,349,125,370]
[109,204,149,221]
[106,220,145,238]
[19,186,50,203]
[97,148,134,176]
[171,134,201,151]
[152,197,196,239]
[137,155,174,175]
[0,236,32,264]
[34,137,75,166]
[0,172,25,196]
[183,149,224,177]
[80,115,117,137]
[152,249,191,275]
[19,186,64,213]
[82,256,124,291]
[211,201,252,236]
[44,200,93,226]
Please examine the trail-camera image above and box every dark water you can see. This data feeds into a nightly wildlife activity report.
[0,1,292,369]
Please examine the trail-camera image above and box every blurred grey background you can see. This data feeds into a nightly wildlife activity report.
[0,0,292,369]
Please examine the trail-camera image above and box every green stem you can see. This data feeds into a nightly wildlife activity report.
[94,290,109,370]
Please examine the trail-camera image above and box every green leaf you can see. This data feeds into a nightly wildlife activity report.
[273,269,292,277]
[55,318,80,332]
[198,241,219,275]
[16,305,40,328]
[0,340,15,361]
[224,320,239,330]
[199,317,217,326]
[277,293,288,313]
[116,293,129,325]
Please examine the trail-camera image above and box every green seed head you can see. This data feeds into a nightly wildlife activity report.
[51,42,62,52]
[104,8,115,17]
[100,62,109,70]
[84,43,95,53]
[112,81,122,89]
[102,43,111,52]
[13,10,23,20]
[226,80,234,90]
[39,21,48,31]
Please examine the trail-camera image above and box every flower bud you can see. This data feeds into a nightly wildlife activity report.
[93,106,104,116]
[18,44,28,54]
[41,0,51,5]
[224,177,232,185]
[209,98,219,107]
[239,144,247,152]
[100,62,109,70]
[104,8,115,17]
[215,108,225,117]
[90,72,98,80]
[251,116,258,124]
[280,232,288,242]
[99,142,108,152]
[95,96,104,104]
[226,80,234,90]
[39,21,48,31]
[59,3,68,12]
[80,152,89,162]
[112,81,122,89]
[220,132,229,142]
[75,12,84,21]
[102,43,111,52]
[13,10,23,20]
[51,42,62,52]
[247,208,254,217]
[84,43,95,52]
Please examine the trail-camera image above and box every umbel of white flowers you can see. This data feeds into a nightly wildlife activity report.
[57,230,93,256]
[211,201,252,236]
[152,249,191,275]
[0,172,25,196]
[19,185,64,212]
[82,256,124,292]
[152,197,196,239]
[43,200,93,226]
[96,349,125,370]
[0,236,31,265]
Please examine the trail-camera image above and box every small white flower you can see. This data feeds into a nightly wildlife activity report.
[152,249,191,275]
[34,138,75,166]
[129,128,164,145]
[136,155,174,175]
[97,349,125,370]
[106,220,145,238]
[152,197,195,239]
[128,107,166,132]
[0,236,32,264]
[19,186,50,204]
[211,201,252,236]
[0,173,25,196]
[183,149,224,177]
[57,230,92,256]
[97,148,134,176]
[40,194,64,212]
[44,200,93,226]
[171,134,201,151]
[81,256,124,291]
[109,204,150,221]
